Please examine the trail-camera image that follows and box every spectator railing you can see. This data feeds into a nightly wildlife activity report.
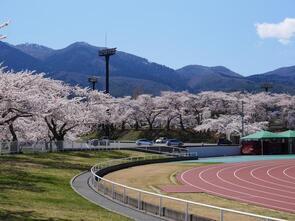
[0,140,191,157]
[90,156,287,221]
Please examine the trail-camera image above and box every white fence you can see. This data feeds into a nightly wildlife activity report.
[90,156,287,221]
[0,140,190,157]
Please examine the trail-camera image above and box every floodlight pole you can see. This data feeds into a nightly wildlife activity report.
[261,83,272,92]
[88,76,98,90]
[99,48,116,94]
[105,56,110,93]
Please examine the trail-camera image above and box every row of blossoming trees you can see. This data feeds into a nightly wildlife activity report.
[1,68,295,143]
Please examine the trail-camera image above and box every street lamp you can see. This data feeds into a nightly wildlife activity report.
[88,76,98,90]
[261,83,272,92]
[99,47,116,94]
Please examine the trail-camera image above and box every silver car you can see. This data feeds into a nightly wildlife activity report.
[166,139,183,147]
[155,137,168,143]
[135,139,153,146]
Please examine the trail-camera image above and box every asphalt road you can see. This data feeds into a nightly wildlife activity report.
[71,171,166,221]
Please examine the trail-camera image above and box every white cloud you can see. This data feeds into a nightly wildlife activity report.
[255,18,295,44]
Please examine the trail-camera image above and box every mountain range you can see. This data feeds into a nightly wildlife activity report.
[0,41,295,96]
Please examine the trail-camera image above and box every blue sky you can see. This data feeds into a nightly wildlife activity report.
[1,0,295,75]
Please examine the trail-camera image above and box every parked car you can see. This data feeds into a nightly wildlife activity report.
[166,139,183,147]
[135,139,153,146]
[89,137,110,146]
[99,137,110,146]
[217,138,232,145]
[155,137,168,143]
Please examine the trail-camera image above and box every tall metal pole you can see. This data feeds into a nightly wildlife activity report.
[241,101,245,137]
[105,55,110,94]
[99,48,116,94]
[88,77,98,91]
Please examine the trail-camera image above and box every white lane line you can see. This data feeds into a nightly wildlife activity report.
[234,164,295,195]
[216,164,295,199]
[196,165,295,205]
[267,164,295,185]
[209,165,295,205]
[251,165,295,190]
[283,166,295,180]
[180,165,295,212]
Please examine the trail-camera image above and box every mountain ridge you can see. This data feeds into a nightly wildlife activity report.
[1,41,295,96]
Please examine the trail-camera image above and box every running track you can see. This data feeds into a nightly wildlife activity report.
[163,159,295,213]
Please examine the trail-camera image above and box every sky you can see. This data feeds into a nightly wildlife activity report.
[1,0,295,76]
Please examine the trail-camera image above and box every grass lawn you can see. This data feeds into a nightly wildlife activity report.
[0,150,136,221]
[105,162,295,221]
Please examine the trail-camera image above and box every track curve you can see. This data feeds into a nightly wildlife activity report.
[177,159,295,213]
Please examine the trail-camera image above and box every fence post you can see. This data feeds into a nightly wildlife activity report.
[123,187,126,204]
[112,183,115,199]
[138,192,141,210]
[159,196,162,216]
[220,209,224,221]
[185,202,189,221]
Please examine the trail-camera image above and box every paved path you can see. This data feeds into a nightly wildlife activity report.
[71,171,165,221]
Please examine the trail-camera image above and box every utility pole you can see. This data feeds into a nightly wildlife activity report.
[99,48,116,94]
[241,101,245,137]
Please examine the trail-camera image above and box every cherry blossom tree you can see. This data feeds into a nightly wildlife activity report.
[0,69,91,146]
[1,66,295,144]
[134,94,164,130]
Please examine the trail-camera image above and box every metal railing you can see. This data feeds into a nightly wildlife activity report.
[0,140,190,156]
[90,156,287,221]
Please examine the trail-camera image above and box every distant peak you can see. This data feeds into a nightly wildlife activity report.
[70,41,92,47]
[16,43,52,50]
[211,66,228,70]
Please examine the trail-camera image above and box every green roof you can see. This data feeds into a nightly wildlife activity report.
[241,130,283,140]
[277,130,295,138]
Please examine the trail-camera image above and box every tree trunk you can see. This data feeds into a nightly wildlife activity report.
[8,123,18,153]
[121,121,126,130]
[134,121,139,130]
[179,115,186,131]
[148,122,153,131]
[166,118,171,131]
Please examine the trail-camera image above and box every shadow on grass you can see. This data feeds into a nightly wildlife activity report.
[0,209,69,221]
[0,167,47,193]
[0,151,130,193]
[0,151,130,171]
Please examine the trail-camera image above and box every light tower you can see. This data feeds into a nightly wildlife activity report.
[88,76,98,90]
[261,83,272,92]
[99,48,116,94]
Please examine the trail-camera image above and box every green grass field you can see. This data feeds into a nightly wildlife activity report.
[0,151,134,221]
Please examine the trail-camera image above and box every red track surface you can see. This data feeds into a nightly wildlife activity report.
[162,159,295,213]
